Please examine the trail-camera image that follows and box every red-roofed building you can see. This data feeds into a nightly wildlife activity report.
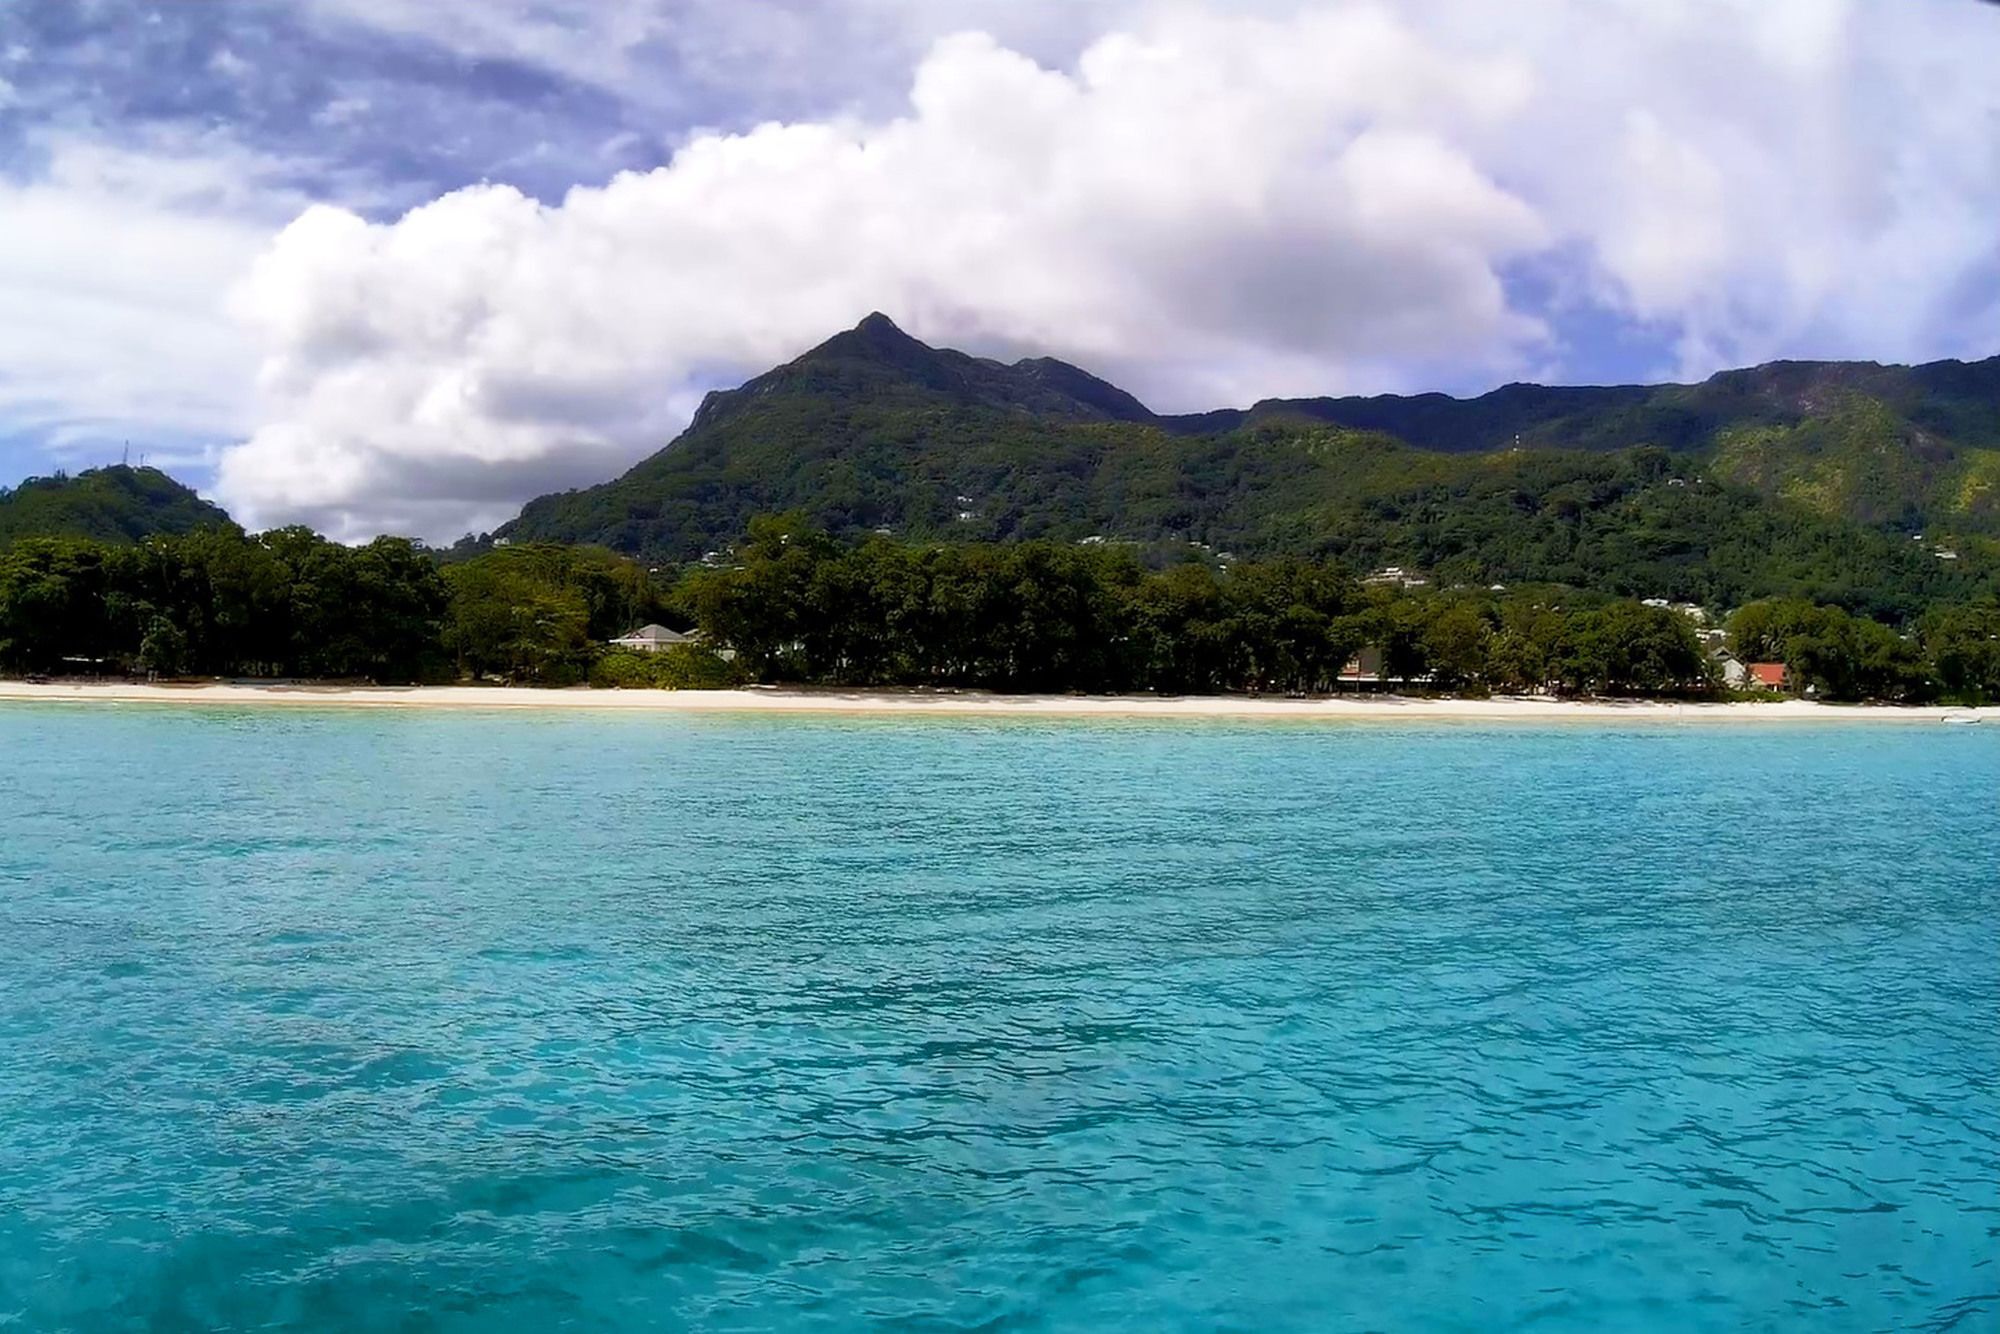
[1747,662,1788,691]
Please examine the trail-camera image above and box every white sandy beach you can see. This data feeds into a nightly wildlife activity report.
[0,679,1991,722]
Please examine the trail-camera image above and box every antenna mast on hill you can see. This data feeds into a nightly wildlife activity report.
[122,442,129,467]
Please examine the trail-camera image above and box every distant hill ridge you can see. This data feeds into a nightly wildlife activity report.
[0,465,235,547]
[683,311,2000,452]
[499,314,2000,579]
[1168,354,2000,451]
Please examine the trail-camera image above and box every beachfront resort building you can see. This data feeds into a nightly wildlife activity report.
[1340,645,1385,684]
[609,624,699,653]
[1747,662,1789,692]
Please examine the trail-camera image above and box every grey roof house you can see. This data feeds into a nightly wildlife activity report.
[609,624,699,653]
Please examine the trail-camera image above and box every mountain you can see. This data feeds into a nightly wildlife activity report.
[504,312,1163,554]
[684,311,1158,433]
[498,316,1999,616]
[0,465,236,547]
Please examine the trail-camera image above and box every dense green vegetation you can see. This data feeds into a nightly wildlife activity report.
[679,516,1716,697]
[440,544,665,683]
[5,519,1995,701]
[1726,597,2000,703]
[0,466,234,547]
[0,529,695,686]
[1710,394,2000,531]
[0,528,447,681]
[588,645,739,691]
[0,525,740,688]
[675,517,1996,702]
[498,317,2000,620]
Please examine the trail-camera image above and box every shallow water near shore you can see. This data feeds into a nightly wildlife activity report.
[2,707,1996,1331]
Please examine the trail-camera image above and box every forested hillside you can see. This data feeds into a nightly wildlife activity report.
[499,317,2000,607]
[0,466,235,546]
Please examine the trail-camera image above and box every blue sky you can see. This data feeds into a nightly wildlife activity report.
[2,0,1998,541]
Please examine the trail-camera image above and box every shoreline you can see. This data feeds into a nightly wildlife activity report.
[0,680,1991,723]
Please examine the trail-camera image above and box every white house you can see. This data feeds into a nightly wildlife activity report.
[1709,647,1749,688]
[610,624,698,653]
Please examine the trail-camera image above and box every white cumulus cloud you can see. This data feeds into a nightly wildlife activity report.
[0,134,284,461]
[193,0,2000,541]
[218,7,1553,540]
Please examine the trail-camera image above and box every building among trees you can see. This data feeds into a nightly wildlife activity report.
[1748,662,1789,691]
[610,624,699,654]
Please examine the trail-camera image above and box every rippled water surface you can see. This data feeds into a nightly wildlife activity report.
[1,706,1996,1332]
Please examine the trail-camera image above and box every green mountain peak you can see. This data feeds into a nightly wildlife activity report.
[0,464,236,547]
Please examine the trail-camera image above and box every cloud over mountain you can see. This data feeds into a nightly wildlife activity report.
[4,1,1998,542]
[210,2,2000,541]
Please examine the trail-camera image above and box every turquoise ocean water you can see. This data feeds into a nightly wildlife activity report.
[0,705,1995,1332]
